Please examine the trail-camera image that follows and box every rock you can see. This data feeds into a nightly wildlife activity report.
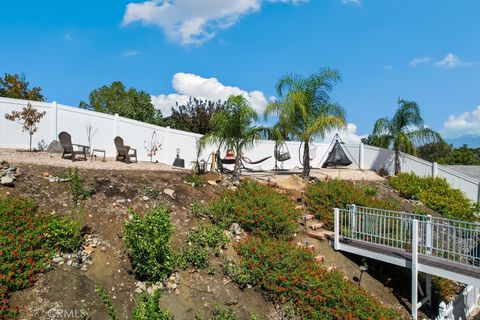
[174,288,180,295]
[81,265,88,272]
[46,140,64,153]
[230,223,243,236]
[142,196,149,201]
[42,172,50,177]
[52,257,63,264]
[146,287,154,295]
[207,180,217,186]
[116,199,126,204]
[100,246,106,252]
[164,188,175,199]
[134,287,143,294]
[0,175,14,186]
[83,245,94,255]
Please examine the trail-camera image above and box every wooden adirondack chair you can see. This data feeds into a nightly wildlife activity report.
[114,136,137,163]
[58,131,88,161]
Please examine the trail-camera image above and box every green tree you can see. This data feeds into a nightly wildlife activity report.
[442,144,480,165]
[79,81,163,125]
[165,98,226,134]
[0,73,44,101]
[5,103,46,151]
[416,142,453,163]
[371,99,443,174]
[197,95,268,175]
[265,68,346,179]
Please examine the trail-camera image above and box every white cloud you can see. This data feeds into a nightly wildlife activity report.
[441,106,480,139]
[122,0,307,45]
[409,56,431,67]
[435,53,463,68]
[123,50,140,57]
[341,0,361,6]
[151,72,269,117]
[317,123,367,144]
[384,65,393,71]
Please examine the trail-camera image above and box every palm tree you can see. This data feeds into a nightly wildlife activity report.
[265,68,346,179]
[370,99,443,175]
[197,95,268,175]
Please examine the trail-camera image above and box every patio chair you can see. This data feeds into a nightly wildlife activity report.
[58,131,88,161]
[114,136,137,163]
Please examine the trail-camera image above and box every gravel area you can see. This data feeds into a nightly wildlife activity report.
[0,148,383,182]
[0,148,183,172]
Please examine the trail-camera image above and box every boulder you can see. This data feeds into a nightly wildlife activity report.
[47,140,64,153]
[0,176,14,187]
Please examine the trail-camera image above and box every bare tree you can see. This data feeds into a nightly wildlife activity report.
[85,124,98,149]
[144,131,161,162]
[5,103,46,151]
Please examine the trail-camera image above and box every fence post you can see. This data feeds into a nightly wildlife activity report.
[432,162,438,178]
[359,143,364,170]
[412,219,419,320]
[426,215,432,255]
[349,204,357,236]
[163,126,171,164]
[477,182,480,204]
[334,208,340,251]
[51,101,58,142]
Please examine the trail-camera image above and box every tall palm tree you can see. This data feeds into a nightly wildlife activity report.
[197,95,268,175]
[265,68,346,179]
[371,99,443,174]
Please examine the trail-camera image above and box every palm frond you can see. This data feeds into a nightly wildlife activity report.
[407,127,443,146]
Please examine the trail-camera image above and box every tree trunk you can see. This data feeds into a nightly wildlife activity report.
[394,147,401,175]
[234,146,241,175]
[302,141,310,179]
[29,133,32,151]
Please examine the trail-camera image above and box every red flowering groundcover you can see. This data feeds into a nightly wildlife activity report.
[236,238,399,320]
[0,197,55,319]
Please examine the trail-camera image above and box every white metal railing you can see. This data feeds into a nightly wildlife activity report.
[335,205,480,268]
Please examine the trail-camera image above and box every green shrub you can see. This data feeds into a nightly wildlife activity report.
[210,180,298,240]
[45,216,83,253]
[124,205,175,281]
[68,167,91,207]
[132,290,173,320]
[178,223,227,270]
[212,306,236,320]
[222,258,252,288]
[95,285,117,320]
[177,245,210,269]
[305,179,400,229]
[361,184,379,197]
[389,173,478,221]
[186,175,205,187]
[187,223,228,250]
[235,238,399,320]
[190,201,209,218]
[141,185,160,199]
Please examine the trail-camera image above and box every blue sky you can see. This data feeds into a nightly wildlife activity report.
[2,0,480,145]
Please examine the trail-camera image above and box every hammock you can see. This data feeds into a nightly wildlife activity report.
[242,155,272,165]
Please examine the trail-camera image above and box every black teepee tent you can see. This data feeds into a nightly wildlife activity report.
[321,140,352,168]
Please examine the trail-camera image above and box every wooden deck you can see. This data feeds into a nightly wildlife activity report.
[339,238,480,281]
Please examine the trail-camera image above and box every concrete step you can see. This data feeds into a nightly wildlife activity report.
[306,231,325,241]
[301,214,315,221]
[309,223,324,230]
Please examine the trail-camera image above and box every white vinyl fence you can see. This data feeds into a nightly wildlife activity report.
[434,285,480,320]
[0,97,479,202]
